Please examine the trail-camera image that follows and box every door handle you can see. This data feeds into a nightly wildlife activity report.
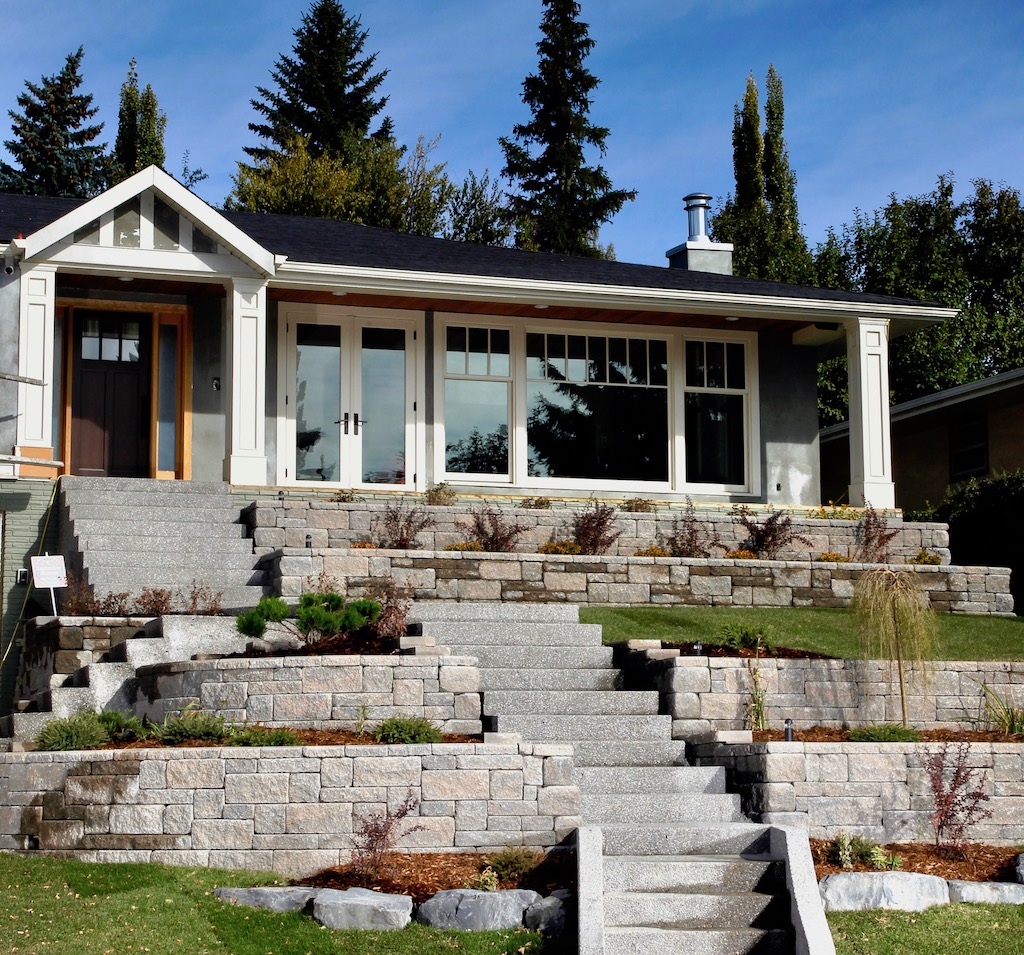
[335,412,349,434]
[354,412,367,435]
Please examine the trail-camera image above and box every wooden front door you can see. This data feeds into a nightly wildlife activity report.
[70,311,152,477]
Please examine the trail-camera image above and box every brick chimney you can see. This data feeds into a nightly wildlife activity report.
[665,193,733,275]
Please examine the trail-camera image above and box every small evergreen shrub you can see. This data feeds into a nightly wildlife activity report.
[351,540,377,549]
[724,548,758,560]
[35,712,110,751]
[848,723,922,742]
[295,592,381,643]
[372,716,443,744]
[228,726,301,747]
[156,706,226,744]
[621,497,655,513]
[816,551,850,563]
[521,496,552,509]
[634,545,670,557]
[718,622,772,654]
[444,541,485,551]
[538,539,581,555]
[423,482,457,506]
[96,709,150,742]
[485,846,543,883]
[908,548,942,565]
[467,867,500,891]
[236,595,292,639]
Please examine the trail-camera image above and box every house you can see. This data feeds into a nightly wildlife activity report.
[820,367,1024,513]
[0,167,955,509]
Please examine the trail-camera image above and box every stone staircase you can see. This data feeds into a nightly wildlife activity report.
[59,477,264,611]
[409,602,813,954]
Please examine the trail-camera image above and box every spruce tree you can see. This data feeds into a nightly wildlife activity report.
[246,0,389,166]
[499,0,635,257]
[114,58,167,181]
[0,47,110,197]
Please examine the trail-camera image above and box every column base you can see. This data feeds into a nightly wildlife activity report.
[14,445,61,479]
[848,480,896,510]
[228,454,268,486]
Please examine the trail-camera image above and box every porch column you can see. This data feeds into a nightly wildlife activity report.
[846,316,895,508]
[226,277,268,485]
[14,263,57,476]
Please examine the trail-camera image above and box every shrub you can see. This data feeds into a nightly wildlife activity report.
[718,622,772,654]
[853,568,937,727]
[444,541,485,551]
[60,576,133,617]
[350,787,425,880]
[351,540,376,549]
[485,846,543,883]
[538,539,581,555]
[621,497,655,513]
[816,551,850,563]
[329,489,358,502]
[96,709,150,742]
[926,742,992,857]
[374,502,435,549]
[848,723,922,742]
[733,506,811,559]
[807,502,859,521]
[236,595,292,640]
[371,716,443,744]
[134,587,173,617]
[460,505,527,552]
[634,545,670,557]
[571,501,621,555]
[296,592,381,643]
[176,581,223,615]
[467,867,500,891]
[909,548,942,565]
[361,578,412,642]
[423,482,457,506]
[970,680,1024,735]
[854,503,899,563]
[724,548,757,560]
[662,498,722,558]
[156,705,226,744]
[521,496,552,509]
[35,712,109,751]
[828,832,891,869]
[228,726,301,747]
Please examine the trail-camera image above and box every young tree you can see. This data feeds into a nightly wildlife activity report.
[245,0,389,166]
[0,47,111,197]
[500,0,636,257]
[442,170,514,247]
[114,58,167,181]
[712,66,814,283]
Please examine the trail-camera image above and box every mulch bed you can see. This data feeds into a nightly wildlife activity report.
[296,851,576,906]
[667,641,835,659]
[227,631,401,657]
[101,728,481,749]
[753,727,1024,743]
[811,840,1021,884]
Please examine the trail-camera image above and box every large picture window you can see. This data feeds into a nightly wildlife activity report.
[684,340,747,486]
[526,332,669,482]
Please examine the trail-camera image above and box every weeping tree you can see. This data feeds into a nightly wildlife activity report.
[852,568,937,727]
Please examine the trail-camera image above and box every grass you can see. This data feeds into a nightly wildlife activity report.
[0,854,557,955]
[580,606,1024,661]
[829,904,1024,954]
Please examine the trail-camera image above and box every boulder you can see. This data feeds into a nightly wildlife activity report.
[819,872,949,912]
[214,887,317,912]
[312,887,413,930]
[1016,854,1024,884]
[524,893,568,935]
[948,881,1024,905]
[417,888,542,931]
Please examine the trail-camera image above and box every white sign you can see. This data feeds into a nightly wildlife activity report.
[31,554,67,589]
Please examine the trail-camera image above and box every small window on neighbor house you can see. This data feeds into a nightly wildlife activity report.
[949,418,988,482]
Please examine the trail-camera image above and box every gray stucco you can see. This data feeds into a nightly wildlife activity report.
[757,333,821,506]
[189,297,227,481]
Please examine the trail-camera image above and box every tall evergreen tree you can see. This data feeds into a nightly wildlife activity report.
[0,47,110,198]
[712,66,814,283]
[246,0,389,166]
[500,0,635,257]
[114,58,167,181]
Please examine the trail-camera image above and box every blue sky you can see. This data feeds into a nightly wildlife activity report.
[2,0,1023,266]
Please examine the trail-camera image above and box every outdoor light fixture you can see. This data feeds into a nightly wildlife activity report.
[784,718,794,741]
[278,490,284,501]
[305,534,312,548]
[693,640,703,655]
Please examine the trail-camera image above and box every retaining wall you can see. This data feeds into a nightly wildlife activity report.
[690,739,1024,845]
[0,741,580,876]
[629,651,1024,735]
[245,500,950,564]
[135,655,483,736]
[265,550,1013,615]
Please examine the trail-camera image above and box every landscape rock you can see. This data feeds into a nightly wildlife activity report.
[947,881,1024,905]
[312,887,413,930]
[819,872,949,912]
[524,893,568,935]
[1016,854,1024,884]
[214,887,317,912]
[416,888,542,930]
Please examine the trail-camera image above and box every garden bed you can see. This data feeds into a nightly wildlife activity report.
[100,727,482,749]
[753,727,1024,743]
[811,840,1020,884]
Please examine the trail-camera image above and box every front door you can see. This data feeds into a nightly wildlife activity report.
[70,311,151,477]
[283,313,417,488]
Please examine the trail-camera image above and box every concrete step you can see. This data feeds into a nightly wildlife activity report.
[604,856,785,895]
[70,519,247,540]
[72,533,253,554]
[83,567,263,589]
[409,602,581,623]
[601,824,773,858]
[571,741,689,767]
[63,477,230,495]
[581,792,744,825]
[604,889,783,930]
[448,645,613,669]
[65,503,240,523]
[65,488,236,507]
[575,766,726,795]
[604,926,791,955]
[489,713,672,741]
[417,622,603,646]
[478,668,620,691]
[482,689,660,716]
[82,551,258,572]
[0,711,53,743]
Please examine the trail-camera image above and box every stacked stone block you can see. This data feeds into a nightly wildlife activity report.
[690,739,1024,846]
[0,742,580,875]
[265,550,1012,615]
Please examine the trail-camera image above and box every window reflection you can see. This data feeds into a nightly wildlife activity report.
[295,324,341,481]
[445,379,509,474]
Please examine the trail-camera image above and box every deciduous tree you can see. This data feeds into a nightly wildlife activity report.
[114,58,167,181]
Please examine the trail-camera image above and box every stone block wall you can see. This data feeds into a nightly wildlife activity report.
[264,550,1013,615]
[0,742,580,876]
[690,739,1024,846]
[135,655,483,736]
[244,500,950,564]
[634,653,1024,735]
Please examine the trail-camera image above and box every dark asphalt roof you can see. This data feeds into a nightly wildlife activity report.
[0,191,938,309]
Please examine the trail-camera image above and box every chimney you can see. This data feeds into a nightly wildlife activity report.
[666,192,733,275]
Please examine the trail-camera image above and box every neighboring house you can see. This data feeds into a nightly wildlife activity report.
[0,167,954,509]
[820,368,1024,513]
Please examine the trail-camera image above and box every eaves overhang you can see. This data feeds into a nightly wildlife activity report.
[273,260,957,326]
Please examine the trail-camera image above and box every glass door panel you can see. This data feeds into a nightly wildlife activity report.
[295,323,342,482]
[359,326,406,484]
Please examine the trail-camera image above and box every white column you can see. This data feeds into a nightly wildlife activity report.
[226,276,268,485]
[846,317,895,508]
[15,264,57,468]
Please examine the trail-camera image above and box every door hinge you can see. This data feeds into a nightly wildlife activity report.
[413,400,417,411]
[413,473,417,483]
[413,330,417,340]
[285,467,288,478]
[285,394,288,406]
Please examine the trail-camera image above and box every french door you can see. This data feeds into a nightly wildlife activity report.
[280,310,419,488]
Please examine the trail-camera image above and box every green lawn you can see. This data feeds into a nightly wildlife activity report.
[0,854,556,955]
[580,606,1024,660]
[829,904,1024,954]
